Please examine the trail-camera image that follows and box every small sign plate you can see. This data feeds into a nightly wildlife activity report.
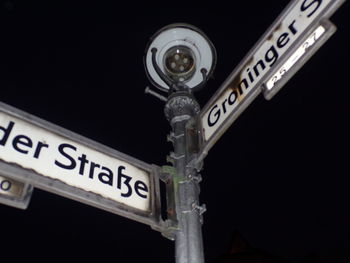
[0,175,33,209]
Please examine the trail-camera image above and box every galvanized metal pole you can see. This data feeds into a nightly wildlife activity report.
[164,91,205,263]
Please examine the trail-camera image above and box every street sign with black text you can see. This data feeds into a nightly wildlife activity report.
[197,0,345,163]
[0,102,163,231]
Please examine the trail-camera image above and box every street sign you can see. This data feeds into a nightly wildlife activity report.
[0,102,163,231]
[0,175,33,209]
[197,0,345,163]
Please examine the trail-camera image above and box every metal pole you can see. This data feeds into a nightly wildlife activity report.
[164,91,205,263]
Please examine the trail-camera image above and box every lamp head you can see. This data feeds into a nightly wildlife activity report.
[144,23,216,92]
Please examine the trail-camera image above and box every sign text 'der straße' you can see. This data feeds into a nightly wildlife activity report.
[0,113,150,212]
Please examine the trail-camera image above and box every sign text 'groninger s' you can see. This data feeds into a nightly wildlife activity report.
[200,0,344,153]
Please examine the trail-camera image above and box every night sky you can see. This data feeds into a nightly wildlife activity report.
[0,1,349,262]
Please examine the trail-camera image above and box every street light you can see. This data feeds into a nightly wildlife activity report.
[144,23,217,93]
[144,23,217,263]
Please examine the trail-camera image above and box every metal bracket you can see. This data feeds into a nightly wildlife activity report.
[160,165,177,182]
[166,155,175,166]
[192,203,207,225]
[181,202,206,225]
[0,175,33,209]
[192,203,207,216]
[186,157,204,173]
[185,117,204,172]
[161,219,179,241]
[160,165,179,240]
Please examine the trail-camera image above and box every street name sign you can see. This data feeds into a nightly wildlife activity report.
[197,0,345,162]
[0,102,163,231]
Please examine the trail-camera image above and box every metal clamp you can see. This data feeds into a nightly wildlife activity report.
[192,203,207,216]
[167,132,185,143]
[182,202,206,215]
[184,202,206,225]
[186,156,204,172]
[188,173,202,183]
[167,152,185,165]
[194,203,206,225]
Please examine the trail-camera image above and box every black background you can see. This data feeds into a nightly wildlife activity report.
[0,1,349,262]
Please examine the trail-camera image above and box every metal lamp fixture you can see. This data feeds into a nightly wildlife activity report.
[144,23,217,93]
[144,23,218,263]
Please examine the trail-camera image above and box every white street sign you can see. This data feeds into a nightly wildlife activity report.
[0,102,163,231]
[198,0,345,162]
